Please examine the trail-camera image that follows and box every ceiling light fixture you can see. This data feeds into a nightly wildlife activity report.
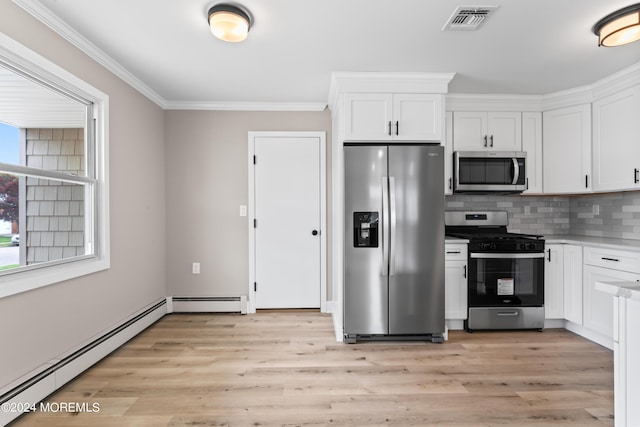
[593,3,640,47]
[207,3,251,42]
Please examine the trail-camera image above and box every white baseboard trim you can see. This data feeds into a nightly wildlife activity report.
[0,299,167,426]
[325,300,337,315]
[170,296,247,314]
[564,320,613,350]
[445,319,465,331]
[331,311,343,342]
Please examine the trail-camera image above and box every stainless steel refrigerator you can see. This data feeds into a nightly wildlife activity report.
[344,143,445,343]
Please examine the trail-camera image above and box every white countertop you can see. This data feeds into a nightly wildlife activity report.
[595,280,640,301]
[445,233,640,251]
[543,234,640,252]
[445,237,469,244]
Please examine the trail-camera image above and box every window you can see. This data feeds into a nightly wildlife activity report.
[0,33,109,298]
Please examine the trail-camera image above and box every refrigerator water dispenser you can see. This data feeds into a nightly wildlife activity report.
[353,212,378,247]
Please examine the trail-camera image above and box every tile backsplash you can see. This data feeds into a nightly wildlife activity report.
[446,191,640,240]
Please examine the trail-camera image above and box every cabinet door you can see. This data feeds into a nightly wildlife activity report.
[393,94,442,141]
[592,85,640,192]
[452,112,488,150]
[583,265,640,340]
[445,244,467,320]
[624,298,640,426]
[543,104,592,194]
[343,93,393,141]
[487,112,522,150]
[522,112,542,194]
[544,244,564,319]
[445,260,467,319]
[562,245,583,325]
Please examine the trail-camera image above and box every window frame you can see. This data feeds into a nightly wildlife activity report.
[0,33,110,298]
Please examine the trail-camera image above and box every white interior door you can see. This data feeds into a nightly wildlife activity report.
[253,135,322,308]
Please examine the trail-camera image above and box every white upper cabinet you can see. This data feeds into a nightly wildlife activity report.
[343,93,442,142]
[522,112,543,194]
[592,84,640,192]
[453,111,522,151]
[542,104,592,194]
[343,93,392,141]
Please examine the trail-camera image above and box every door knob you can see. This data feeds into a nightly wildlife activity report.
[312,230,319,236]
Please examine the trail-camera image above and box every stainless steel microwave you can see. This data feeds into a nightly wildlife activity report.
[454,151,527,193]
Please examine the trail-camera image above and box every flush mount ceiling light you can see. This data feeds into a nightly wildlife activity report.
[593,3,640,47]
[207,3,251,42]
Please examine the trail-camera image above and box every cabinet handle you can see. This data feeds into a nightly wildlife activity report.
[526,177,529,190]
[483,135,488,147]
[446,250,461,254]
[585,175,588,189]
[635,168,639,184]
[489,135,494,147]
[388,121,392,136]
[395,121,399,136]
[602,257,620,262]
[463,265,467,279]
[449,177,452,190]
[547,248,551,262]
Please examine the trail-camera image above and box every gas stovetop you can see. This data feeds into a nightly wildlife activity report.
[445,211,545,252]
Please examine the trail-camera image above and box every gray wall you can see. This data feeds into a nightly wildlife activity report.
[164,110,332,298]
[0,4,166,389]
[447,191,640,239]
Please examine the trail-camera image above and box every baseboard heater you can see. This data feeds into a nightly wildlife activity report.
[170,296,247,314]
[0,299,167,426]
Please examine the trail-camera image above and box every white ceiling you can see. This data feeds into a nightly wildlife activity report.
[13,0,640,109]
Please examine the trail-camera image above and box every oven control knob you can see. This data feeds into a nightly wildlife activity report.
[481,242,496,250]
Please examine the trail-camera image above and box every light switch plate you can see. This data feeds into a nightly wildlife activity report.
[192,262,200,274]
[239,205,247,217]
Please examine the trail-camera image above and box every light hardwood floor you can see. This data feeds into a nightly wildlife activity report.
[12,310,614,426]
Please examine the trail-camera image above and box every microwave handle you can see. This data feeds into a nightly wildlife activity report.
[512,158,520,185]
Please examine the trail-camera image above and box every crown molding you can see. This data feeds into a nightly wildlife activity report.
[329,71,456,111]
[13,0,168,108]
[12,1,329,113]
[164,101,327,112]
[446,93,543,112]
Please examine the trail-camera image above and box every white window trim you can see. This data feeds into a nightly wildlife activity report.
[0,33,110,298]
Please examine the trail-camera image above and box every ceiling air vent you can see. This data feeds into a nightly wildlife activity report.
[442,6,499,31]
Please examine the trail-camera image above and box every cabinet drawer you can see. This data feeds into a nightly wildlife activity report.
[583,246,640,274]
[445,244,467,261]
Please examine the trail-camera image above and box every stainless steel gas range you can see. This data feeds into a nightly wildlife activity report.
[445,211,545,331]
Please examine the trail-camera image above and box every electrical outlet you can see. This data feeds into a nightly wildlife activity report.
[593,204,599,216]
[524,205,531,215]
[192,262,200,274]
[239,205,247,217]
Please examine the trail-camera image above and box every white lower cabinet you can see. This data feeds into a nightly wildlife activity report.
[562,245,583,325]
[445,243,467,320]
[544,244,564,319]
[613,296,640,427]
[583,247,640,344]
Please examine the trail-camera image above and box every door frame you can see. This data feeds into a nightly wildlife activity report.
[247,131,327,314]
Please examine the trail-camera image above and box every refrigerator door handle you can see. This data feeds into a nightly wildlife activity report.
[381,176,390,276]
[389,176,397,276]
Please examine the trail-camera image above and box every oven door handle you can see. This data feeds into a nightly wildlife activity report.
[470,252,545,259]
